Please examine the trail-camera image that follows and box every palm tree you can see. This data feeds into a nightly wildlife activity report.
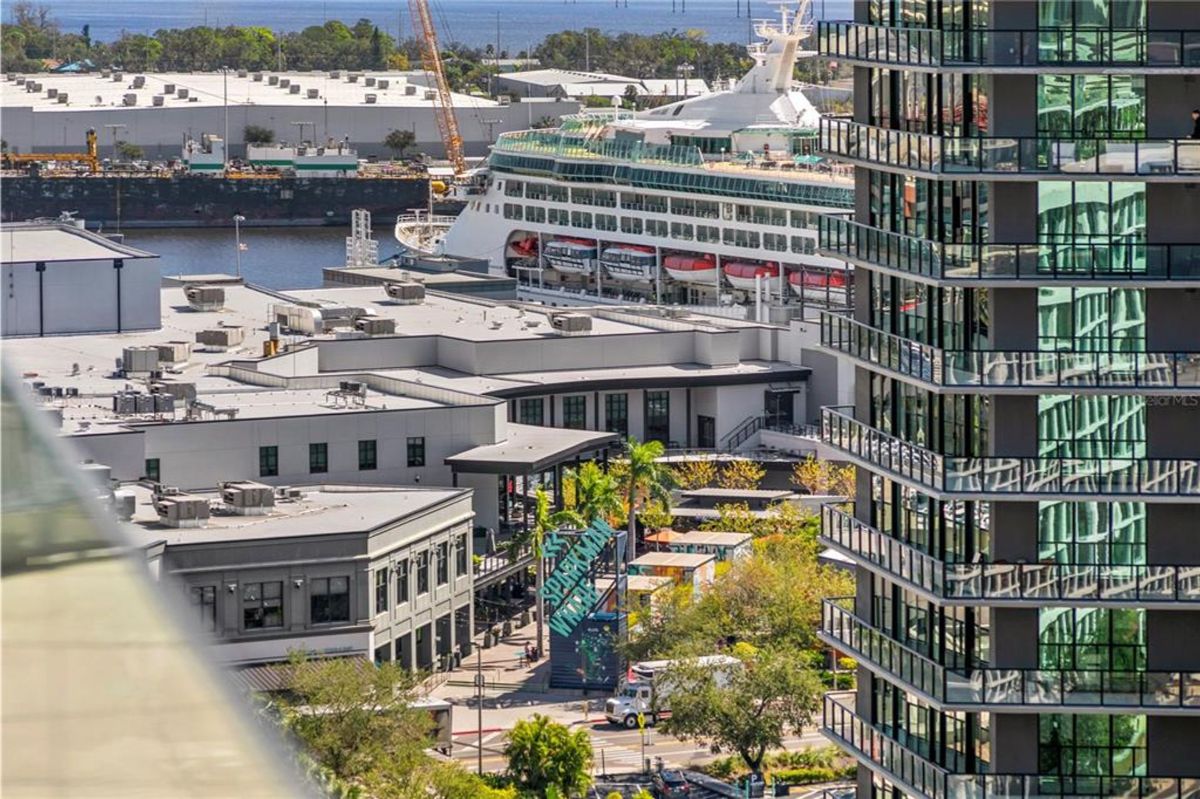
[565,460,623,526]
[531,487,583,657]
[620,437,675,563]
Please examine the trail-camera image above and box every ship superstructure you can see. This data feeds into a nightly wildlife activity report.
[420,1,855,318]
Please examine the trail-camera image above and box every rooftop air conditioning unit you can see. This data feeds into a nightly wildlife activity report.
[220,480,275,516]
[189,97,199,102]
[279,78,291,88]
[268,75,279,86]
[237,69,247,78]
[549,312,593,336]
[113,489,137,521]
[122,346,160,374]
[348,73,360,83]
[57,93,69,104]
[377,79,390,89]
[364,76,376,87]
[100,69,111,78]
[289,84,301,94]
[150,381,197,402]
[46,87,57,98]
[355,316,397,335]
[424,90,436,101]
[153,341,192,365]
[329,70,341,79]
[163,83,176,93]
[185,285,225,311]
[252,72,263,82]
[132,75,146,88]
[306,88,319,99]
[154,493,211,528]
[123,93,138,106]
[195,326,245,349]
[112,72,123,81]
[152,95,164,107]
[176,88,189,99]
[384,281,425,304]
[364,93,377,104]
[405,85,417,96]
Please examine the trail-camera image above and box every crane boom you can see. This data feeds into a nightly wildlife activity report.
[408,0,467,175]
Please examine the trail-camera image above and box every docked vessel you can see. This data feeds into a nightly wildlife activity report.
[429,0,854,318]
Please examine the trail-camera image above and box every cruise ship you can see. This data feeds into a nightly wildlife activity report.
[401,0,855,319]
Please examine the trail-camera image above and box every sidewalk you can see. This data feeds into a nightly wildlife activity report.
[434,614,607,733]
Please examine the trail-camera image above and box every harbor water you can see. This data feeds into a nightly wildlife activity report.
[124,227,397,290]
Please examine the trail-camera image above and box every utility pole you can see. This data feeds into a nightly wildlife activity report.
[232,214,245,278]
[475,645,484,775]
[221,66,230,166]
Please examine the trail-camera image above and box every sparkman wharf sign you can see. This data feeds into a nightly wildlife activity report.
[539,519,620,637]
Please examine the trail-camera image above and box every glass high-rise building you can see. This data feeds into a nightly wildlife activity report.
[814,2,1200,797]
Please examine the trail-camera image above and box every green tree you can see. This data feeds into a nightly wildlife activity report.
[662,649,822,773]
[717,459,766,491]
[505,714,593,797]
[619,437,675,562]
[384,128,417,158]
[529,487,583,656]
[243,124,275,144]
[115,141,143,160]
[564,460,622,526]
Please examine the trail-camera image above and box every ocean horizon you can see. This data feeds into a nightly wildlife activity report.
[34,0,854,49]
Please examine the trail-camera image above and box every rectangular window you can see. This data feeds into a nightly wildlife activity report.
[375,567,389,614]
[406,437,425,468]
[455,533,468,577]
[416,551,430,594]
[396,560,410,605]
[144,457,161,482]
[358,439,377,471]
[259,446,278,478]
[310,576,350,623]
[605,393,628,436]
[242,582,283,630]
[436,542,449,585]
[309,442,328,474]
[563,395,587,430]
[645,391,670,445]
[518,398,545,426]
[190,585,216,632]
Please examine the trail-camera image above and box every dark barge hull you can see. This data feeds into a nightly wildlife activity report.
[1,174,431,228]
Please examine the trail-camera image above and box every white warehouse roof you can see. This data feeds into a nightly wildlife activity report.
[1,222,157,265]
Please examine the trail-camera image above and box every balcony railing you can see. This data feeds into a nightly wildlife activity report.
[819,311,1200,391]
[819,119,1200,178]
[819,216,1200,283]
[823,693,1200,799]
[821,405,1200,498]
[821,599,1200,710]
[818,21,1200,69]
[820,505,1200,605]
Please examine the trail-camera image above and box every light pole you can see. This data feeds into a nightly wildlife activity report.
[222,66,230,167]
[475,644,484,775]
[102,123,126,159]
[233,214,245,278]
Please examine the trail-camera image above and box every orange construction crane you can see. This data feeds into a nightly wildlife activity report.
[408,0,467,175]
[3,128,100,173]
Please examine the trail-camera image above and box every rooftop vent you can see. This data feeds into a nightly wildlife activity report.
[122,346,160,375]
[132,75,146,88]
[46,87,57,98]
[549,312,593,336]
[289,84,301,94]
[278,78,291,88]
[163,83,176,93]
[329,70,341,79]
[377,79,390,89]
[384,281,425,304]
[364,76,376,87]
[268,75,279,86]
[347,73,360,83]
[405,85,417,96]
[152,95,164,106]
[364,93,377,104]
[112,71,123,82]
[237,69,247,78]
[355,316,397,335]
[153,341,192,365]
[57,93,69,104]
[195,326,245,350]
[306,88,319,99]
[123,93,137,106]
[219,480,275,516]
[176,88,189,99]
[154,491,210,528]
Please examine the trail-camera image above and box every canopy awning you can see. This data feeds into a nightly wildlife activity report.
[445,424,619,475]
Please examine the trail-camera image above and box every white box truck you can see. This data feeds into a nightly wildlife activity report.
[604,654,740,728]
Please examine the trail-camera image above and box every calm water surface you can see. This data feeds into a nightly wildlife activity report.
[122,226,400,290]
[42,0,853,47]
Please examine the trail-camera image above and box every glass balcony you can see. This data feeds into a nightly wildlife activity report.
[820,505,1200,605]
[823,694,1200,799]
[819,119,1200,178]
[818,217,1200,283]
[818,22,1200,70]
[819,311,1200,392]
[821,598,1200,710]
[821,405,1200,499]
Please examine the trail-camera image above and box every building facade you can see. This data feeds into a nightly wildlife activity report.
[816,2,1200,797]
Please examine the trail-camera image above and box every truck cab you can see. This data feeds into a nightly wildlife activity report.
[605,681,656,728]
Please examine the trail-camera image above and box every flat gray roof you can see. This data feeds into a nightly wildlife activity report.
[0,223,157,265]
[631,551,716,568]
[668,530,753,546]
[125,483,467,547]
[679,488,798,501]
[445,423,618,474]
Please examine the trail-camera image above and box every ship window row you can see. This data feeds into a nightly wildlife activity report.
[500,202,816,251]
[488,155,854,209]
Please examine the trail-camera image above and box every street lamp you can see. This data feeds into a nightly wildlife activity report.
[232,214,246,278]
[221,66,230,168]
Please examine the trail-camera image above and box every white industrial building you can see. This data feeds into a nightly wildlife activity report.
[2,224,850,535]
[496,68,711,102]
[0,70,579,159]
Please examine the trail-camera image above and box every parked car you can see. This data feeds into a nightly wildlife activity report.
[651,769,691,798]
